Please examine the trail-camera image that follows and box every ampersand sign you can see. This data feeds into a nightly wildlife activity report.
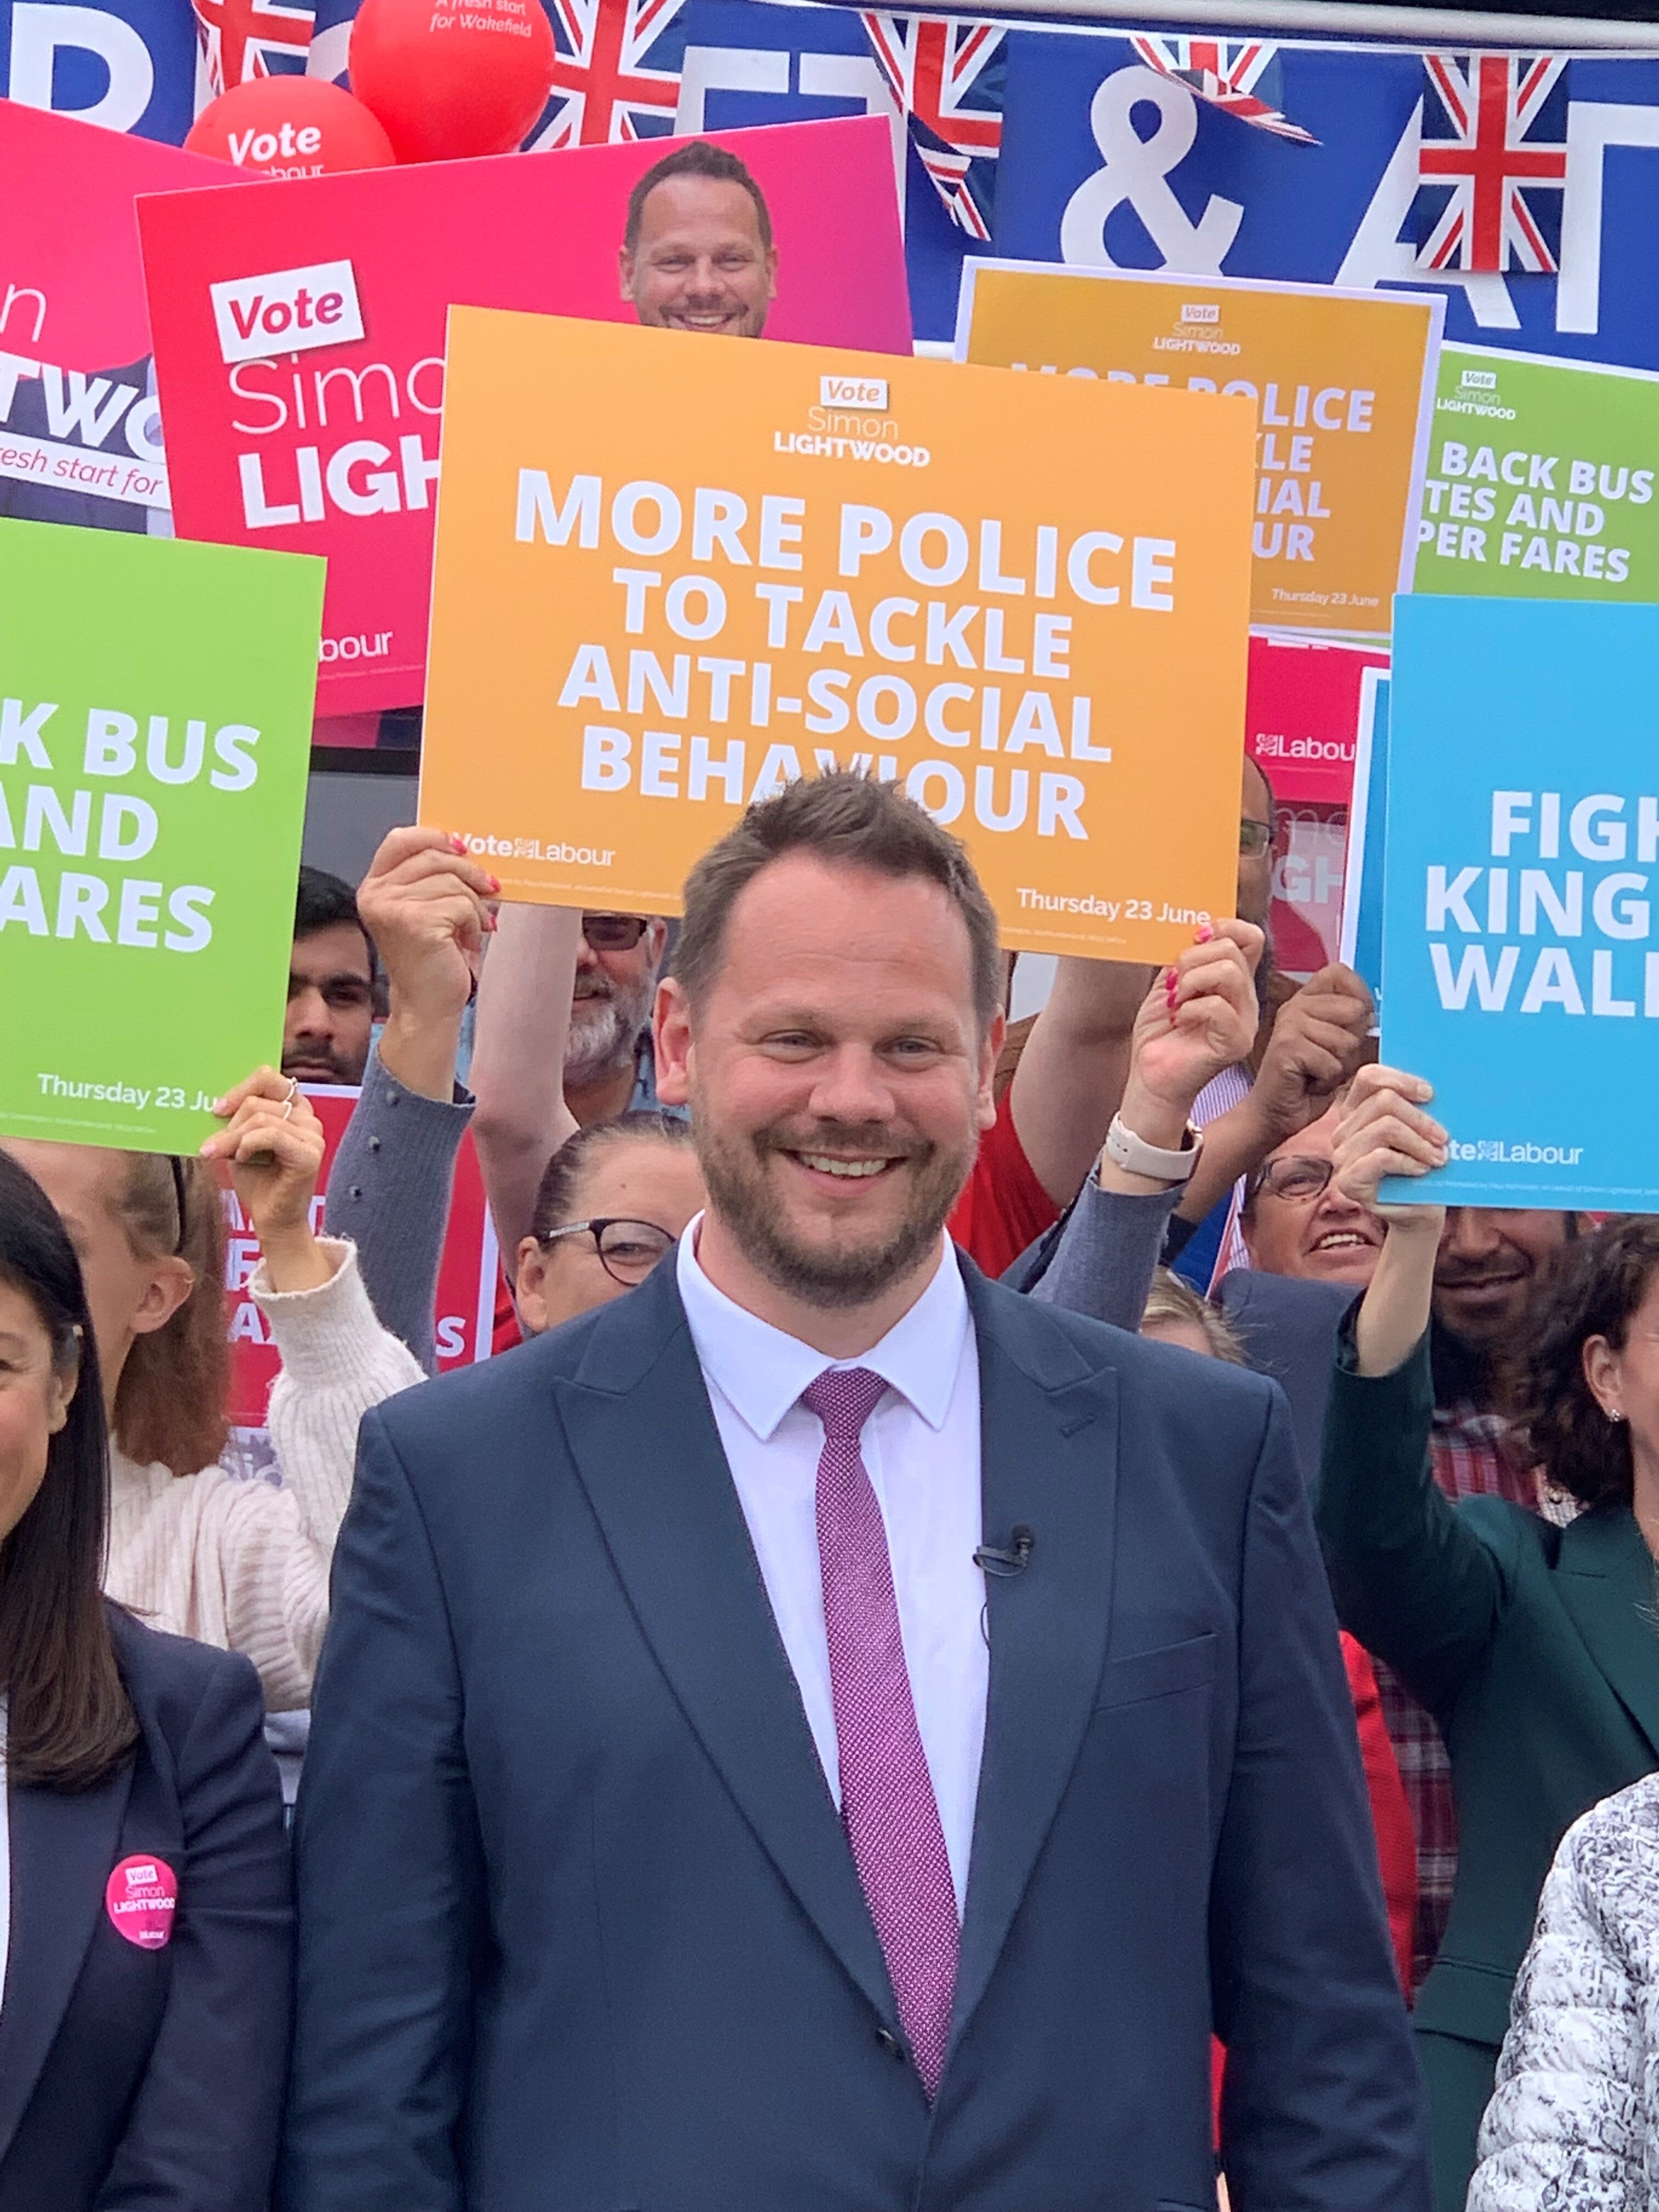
[1060,68,1245,274]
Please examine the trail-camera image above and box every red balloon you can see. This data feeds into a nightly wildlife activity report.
[185,76,397,177]
[348,0,556,164]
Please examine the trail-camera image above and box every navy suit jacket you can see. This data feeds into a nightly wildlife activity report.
[0,1607,291,2212]
[285,1259,1428,2212]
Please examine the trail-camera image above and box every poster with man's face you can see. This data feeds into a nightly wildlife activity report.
[137,118,911,718]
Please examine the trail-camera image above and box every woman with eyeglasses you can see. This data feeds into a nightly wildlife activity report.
[1240,1101,1386,1288]
[0,1148,290,2210]
[1,1066,423,1713]
[514,1113,704,1336]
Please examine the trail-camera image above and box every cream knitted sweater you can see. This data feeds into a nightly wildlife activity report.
[104,1237,424,1712]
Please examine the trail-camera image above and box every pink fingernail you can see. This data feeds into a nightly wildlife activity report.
[1195,922,1214,944]
[448,833,467,855]
[488,874,501,895]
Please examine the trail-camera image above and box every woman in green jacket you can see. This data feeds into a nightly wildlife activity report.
[1317,1062,1659,2212]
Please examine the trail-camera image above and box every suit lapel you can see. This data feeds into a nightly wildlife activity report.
[551,1263,896,2028]
[0,1753,134,2164]
[950,1269,1119,2054]
[1555,1504,1659,1758]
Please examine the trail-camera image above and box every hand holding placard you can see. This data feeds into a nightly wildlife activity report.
[420,311,1257,962]
[0,520,321,1151]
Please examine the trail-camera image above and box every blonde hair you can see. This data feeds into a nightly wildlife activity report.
[110,1154,229,1476]
[1140,1269,1246,1365]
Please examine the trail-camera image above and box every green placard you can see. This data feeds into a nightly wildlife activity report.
[0,518,324,1152]
[1415,345,1659,602]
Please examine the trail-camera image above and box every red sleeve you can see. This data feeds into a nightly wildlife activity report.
[1342,1633,1417,1996]
[491,1265,523,1357]
[946,1088,1060,1279]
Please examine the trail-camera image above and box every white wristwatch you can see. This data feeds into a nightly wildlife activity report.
[1104,1111,1204,1185]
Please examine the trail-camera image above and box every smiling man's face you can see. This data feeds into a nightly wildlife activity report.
[620,174,777,338]
[1433,1207,1573,1346]
[663,851,997,1310]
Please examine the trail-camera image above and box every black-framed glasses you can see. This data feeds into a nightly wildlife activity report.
[582,914,650,952]
[167,1154,188,1254]
[1239,816,1275,857]
[1255,1155,1336,1205]
[539,1216,676,1284]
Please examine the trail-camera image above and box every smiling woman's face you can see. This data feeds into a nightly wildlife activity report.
[1243,1104,1385,1288]
[0,1277,75,1546]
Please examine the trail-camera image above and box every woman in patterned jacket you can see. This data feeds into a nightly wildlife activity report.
[1471,1773,1659,2208]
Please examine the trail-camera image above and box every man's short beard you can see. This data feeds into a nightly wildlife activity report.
[694,1116,973,1310]
[281,1040,364,1085]
[565,973,654,1088]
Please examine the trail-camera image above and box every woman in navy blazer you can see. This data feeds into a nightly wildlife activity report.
[0,1149,291,2211]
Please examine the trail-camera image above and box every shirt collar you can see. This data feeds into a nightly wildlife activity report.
[676,1216,970,1444]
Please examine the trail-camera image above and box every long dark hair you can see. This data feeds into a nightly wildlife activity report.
[1505,1217,1659,1511]
[0,1151,137,1787]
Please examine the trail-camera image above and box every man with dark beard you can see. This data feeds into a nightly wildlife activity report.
[283,867,379,1087]
[284,771,1429,2212]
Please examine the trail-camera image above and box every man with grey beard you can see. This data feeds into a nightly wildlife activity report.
[563,912,673,1125]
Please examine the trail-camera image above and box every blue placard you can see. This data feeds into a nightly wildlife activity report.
[1380,593,1659,1209]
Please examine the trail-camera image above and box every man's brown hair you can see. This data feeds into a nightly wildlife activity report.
[672,771,1002,1030]
[623,140,773,252]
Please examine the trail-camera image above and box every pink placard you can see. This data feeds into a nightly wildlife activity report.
[138,117,912,716]
[1246,634,1389,809]
[0,99,239,374]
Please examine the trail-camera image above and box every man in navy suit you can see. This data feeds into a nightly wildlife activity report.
[284,772,1429,2212]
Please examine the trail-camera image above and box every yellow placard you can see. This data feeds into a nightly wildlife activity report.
[420,308,1256,960]
[957,262,1443,639]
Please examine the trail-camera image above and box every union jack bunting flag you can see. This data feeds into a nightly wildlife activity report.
[1411,52,1571,274]
[861,14,1005,241]
[532,0,687,149]
[1127,37,1317,145]
[191,0,315,100]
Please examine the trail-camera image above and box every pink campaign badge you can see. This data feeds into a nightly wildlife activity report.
[105,1856,179,1949]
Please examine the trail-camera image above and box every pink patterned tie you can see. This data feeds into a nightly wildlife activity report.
[803,1367,960,2097]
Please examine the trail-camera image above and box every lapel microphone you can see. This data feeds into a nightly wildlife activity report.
[974,1526,1035,1577]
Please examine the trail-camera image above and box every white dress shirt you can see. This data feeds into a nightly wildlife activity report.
[677,1223,986,1915]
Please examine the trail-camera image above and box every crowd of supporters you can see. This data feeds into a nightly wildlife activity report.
[7,764,1659,2212]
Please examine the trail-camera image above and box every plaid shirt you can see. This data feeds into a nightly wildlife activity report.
[1374,1403,1555,1991]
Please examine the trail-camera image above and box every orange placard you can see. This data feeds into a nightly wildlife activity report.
[956,262,1443,640]
[420,308,1256,960]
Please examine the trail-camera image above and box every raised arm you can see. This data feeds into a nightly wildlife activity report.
[1032,922,1261,1327]
[1002,955,1148,1209]
[200,1072,424,1708]
[1173,963,1375,1225]
[469,904,582,1262]
[324,828,495,1370]
[1315,1065,1505,1715]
